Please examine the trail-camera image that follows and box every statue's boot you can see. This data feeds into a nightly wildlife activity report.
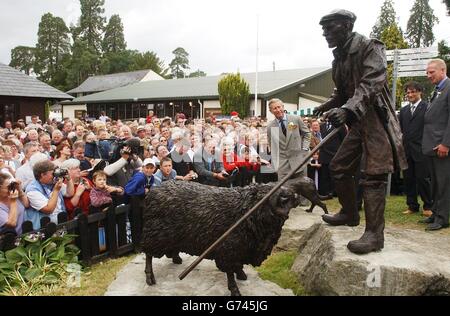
[322,176,359,226]
[347,179,386,254]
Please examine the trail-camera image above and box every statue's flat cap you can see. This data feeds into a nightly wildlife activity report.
[319,9,357,25]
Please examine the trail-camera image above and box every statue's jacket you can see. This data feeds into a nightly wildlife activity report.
[322,32,408,174]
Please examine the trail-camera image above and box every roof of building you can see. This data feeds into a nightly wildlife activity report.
[63,67,330,105]
[67,69,162,94]
[0,63,73,100]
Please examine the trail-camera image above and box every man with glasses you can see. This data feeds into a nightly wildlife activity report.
[399,81,433,217]
[25,160,75,229]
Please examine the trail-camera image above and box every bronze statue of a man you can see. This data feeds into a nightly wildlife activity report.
[314,9,407,254]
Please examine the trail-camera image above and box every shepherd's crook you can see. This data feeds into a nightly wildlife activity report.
[179,126,343,280]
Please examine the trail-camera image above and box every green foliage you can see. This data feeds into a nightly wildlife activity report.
[371,0,397,40]
[406,0,439,48]
[0,232,80,296]
[34,13,71,88]
[218,73,250,117]
[438,40,450,77]
[100,50,136,75]
[256,250,306,296]
[444,0,450,15]
[130,51,168,77]
[188,69,207,78]
[78,0,106,53]
[169,47,190,79]
[381,24,409,50]
[65,39,99,90]
[9,46,35,75]
[102,14,126,54]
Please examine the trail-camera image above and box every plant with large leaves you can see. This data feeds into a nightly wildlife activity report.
[0,231,80,296]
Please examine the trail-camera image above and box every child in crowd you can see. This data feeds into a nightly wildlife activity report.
[125,157,156,196]
[307,151,321,190]
[153,157,177,186]
[90,171,124,208]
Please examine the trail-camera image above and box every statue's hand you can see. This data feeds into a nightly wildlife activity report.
[326,108,348,127]
[312,105,326,117]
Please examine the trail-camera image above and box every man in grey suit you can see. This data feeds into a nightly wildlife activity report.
[421,59,450,231]
[267,98,311,180]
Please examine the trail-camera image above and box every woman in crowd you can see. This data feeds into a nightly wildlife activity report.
[52,141,72,167]
[0,174,29,235]
[62,159,92,219]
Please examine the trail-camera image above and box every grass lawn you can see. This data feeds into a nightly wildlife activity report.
[257,194,450,296]
[39,254,136,296]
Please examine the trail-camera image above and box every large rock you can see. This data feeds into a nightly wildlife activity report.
[291,219,450,296]
[105,253,294,296]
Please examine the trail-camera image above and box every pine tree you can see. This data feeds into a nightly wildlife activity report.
[169,47,190,78]
[130,51,168,77]
[438,40,450,76]
[371,0,397,39]
[102,14,126,53]
[218,73,250,117]
[79,0,106,53]
[34,13,70,88]
[9,46,35,75]
[406,0,439,47]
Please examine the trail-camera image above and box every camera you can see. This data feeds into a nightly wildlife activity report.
[7,181,19,192]
[53,168,69,181]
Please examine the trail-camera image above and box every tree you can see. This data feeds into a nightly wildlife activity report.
[100,50,136,74]
[169,47,190,78]
[78,0,106,53]
[438,40,450,76]
[406,0,439,48]
[130,51,168,77]
[9,46,35,75]
[65,39,99,90]
[188,69,207,78]
[102,14,126,53]
[444,0,450,15]
[371,0,397,40]
[34,13,71,88]
[218,73,250,118]
[381,24,409,108]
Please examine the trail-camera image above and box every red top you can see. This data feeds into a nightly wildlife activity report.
[64,177,93,219]
[222,153,260,173]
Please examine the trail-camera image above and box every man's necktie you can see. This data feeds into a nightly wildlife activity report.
[279,119,287,137]
[410,103,416,116]
[316,132,322,141]
[431,86,439,102]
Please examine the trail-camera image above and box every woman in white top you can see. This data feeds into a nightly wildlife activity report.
[0,173,29,235]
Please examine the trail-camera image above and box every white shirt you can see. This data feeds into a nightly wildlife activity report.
[28,184,67,224]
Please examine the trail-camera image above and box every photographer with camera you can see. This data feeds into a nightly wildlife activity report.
[0,174,29,235]
[25,160,74,229]
[61,159,92,219]
[103,138,143,189]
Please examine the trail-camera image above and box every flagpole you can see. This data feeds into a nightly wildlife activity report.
[255,14,259,116]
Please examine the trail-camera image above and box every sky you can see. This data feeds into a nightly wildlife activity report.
[0,0,449,76]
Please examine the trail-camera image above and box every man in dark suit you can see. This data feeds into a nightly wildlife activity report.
[399,81,433,217]
[318,118,347,198]
[420,59,450,231]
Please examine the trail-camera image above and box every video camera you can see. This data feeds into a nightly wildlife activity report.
[85,137,144,163]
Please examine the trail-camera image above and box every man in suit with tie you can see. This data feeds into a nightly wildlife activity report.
[420,59,450,231]
[399,81,433,217]
[267,98,311,180]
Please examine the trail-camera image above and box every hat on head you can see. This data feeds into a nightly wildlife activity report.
[137,126,145,132]
[143,157,156,167]
[230,111,239,117]
[319,9,357,25]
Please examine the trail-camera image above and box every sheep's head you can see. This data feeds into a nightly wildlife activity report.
[269,186,298,220]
